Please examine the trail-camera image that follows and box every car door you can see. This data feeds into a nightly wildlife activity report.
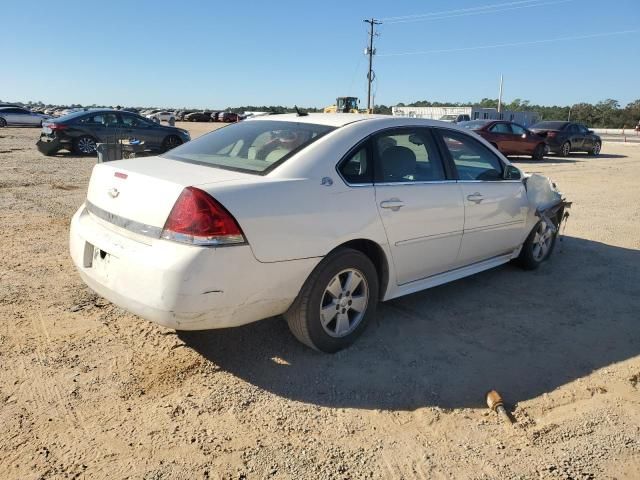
[371,127,465,285]
[487,122,513,154]
[435,128,528,265]
[567,123,584,149]
[119,113,160,147]
[509,122,535,155]
[2,108,24,125]
[577,124,593,150]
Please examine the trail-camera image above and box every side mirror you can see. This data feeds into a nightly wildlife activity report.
[504,165,521,180]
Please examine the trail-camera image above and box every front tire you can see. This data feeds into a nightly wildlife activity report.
[588,141,601,156]
[516,220,557,270]
[0,117,6,127]
[285,248,379,353]
[162,135,182,152]
[532,143,545,161]
[560,141,571,157]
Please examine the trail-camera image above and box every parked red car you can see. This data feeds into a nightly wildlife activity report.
[219,112,241,123]
[458,120,547,160]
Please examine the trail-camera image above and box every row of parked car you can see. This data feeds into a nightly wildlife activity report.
[458,119,602,159]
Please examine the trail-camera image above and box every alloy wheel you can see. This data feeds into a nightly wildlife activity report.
[561,142,571,156]
[593,142,601,155]
[77,137,97,154]
[532,221,554,261]
[319,269,369,338]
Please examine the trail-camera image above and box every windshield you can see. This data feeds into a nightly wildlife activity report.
[162,120,336,174]
[440,115,457,120]
[458,120,490,130]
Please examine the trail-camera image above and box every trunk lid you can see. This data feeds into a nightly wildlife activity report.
[86,156,254,229]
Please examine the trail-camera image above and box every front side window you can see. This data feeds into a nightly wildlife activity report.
[438,129,504,181]
[162,120,335,174]
[511,123,526,135]
[121,114,154,128]
[489,122,511,134]
[374,129,445,183]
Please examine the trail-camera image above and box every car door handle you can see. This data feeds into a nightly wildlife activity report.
[380,199,404,211]
[467,193,484,203]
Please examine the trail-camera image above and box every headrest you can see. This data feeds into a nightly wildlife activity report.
[382,146,416,179]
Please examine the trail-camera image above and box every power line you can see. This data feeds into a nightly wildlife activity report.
[381,0,573,24]
[377,29,639,57]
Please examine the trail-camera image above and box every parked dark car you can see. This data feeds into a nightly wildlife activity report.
[219,112,241,123]
[184,111,213,122]
[529,121,601,156]
[36,109,190,156]
[458,120,548,160]
[175,110,198,121]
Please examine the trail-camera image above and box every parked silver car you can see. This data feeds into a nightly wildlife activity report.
[0,107,50,127]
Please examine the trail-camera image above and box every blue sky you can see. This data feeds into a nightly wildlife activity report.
[2,0,639,108]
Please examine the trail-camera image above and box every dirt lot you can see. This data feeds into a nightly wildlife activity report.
[1,123,639,480]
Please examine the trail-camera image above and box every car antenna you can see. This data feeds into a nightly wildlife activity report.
[294,105,308,117]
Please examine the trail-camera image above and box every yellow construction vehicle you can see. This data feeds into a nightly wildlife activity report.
[324,96,360,114]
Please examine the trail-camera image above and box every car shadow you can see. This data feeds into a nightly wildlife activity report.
[178,237,640,411]
[509,153,627,164]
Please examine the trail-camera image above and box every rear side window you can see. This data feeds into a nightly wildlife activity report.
[438,129,504,181]
[374,129,445,183]
[78,113,119,126]
[163,120,335,174]
[338,146,372,184]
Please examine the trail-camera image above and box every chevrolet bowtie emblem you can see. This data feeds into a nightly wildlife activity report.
[108,188,120,198]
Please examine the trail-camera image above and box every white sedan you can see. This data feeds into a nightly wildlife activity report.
[146,111,176,124]
[70,114,568,352]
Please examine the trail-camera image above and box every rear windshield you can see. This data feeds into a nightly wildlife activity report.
[162,120,336,174]
[531,121,567,130]
[458,120,490,129]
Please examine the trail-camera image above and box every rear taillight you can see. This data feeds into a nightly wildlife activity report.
[161,187,246,246]
[49,123,68,131]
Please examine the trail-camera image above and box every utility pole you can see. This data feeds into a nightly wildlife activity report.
[498,74,504,113]
[364,18,382,113]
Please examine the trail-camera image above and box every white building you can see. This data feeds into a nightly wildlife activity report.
[392,106,540,126]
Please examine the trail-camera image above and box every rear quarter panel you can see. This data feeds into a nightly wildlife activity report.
[202,177,387,263]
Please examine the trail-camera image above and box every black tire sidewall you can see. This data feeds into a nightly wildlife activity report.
[0,117,6,127]
[561,142,571,156]
[163,135,181,151]
[533,143,545,160]
[303,250,379,353]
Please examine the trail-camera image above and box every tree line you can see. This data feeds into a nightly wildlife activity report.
[375,98,640,128]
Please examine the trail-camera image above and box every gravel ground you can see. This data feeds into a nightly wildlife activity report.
[1,123,639,480]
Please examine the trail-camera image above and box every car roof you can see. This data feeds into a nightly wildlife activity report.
[248,113,386,127]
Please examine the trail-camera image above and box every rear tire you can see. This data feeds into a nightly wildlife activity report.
[285,248,379,353]
[0,117,6,127]
[516,220,557,270]
[532,143,545,161]
[73,135,97,155]
[560,141,571,156]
